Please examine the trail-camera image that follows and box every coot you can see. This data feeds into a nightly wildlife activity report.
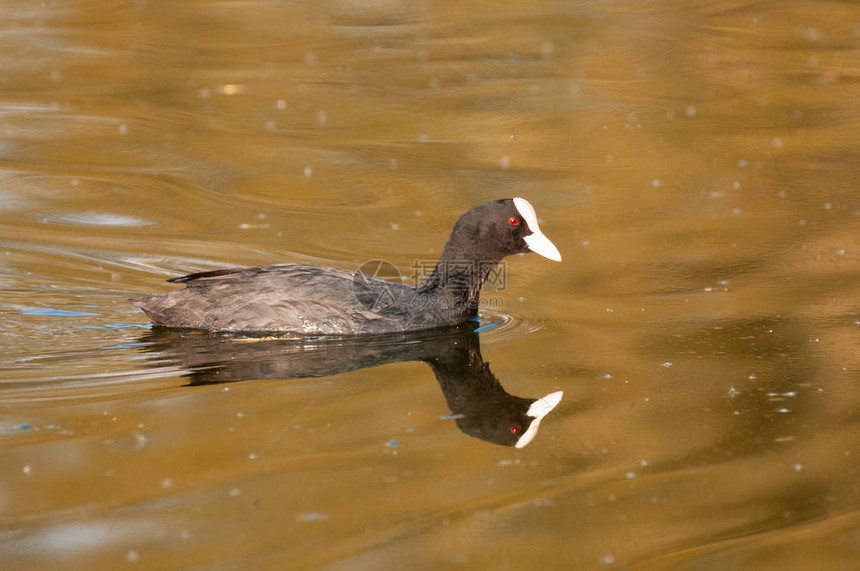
[132,197,561,334]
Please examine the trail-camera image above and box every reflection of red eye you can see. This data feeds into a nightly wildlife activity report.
[511,425,521,434]
[508,217,519,226]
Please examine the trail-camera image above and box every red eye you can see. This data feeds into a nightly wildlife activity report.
[511,425,521,434]
[508,216,519,226]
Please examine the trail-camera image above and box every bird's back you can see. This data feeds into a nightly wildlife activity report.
[132,264,417,335]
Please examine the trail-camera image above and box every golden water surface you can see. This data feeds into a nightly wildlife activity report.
[1,1,859,569]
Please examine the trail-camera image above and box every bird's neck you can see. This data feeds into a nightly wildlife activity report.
[417,246,503,315]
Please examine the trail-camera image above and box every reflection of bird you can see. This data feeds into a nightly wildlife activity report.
[423,332,562,448]
[139,323,562,448]
[132,198,560,335]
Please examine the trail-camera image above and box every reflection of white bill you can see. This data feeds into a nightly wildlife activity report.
[515,390,564,449]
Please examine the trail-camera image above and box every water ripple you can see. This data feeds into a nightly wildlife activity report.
[475,307,544,343]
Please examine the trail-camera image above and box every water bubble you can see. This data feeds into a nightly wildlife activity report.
[540,40,554,59]
[297,512,329,522]
[220,84,245,95]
